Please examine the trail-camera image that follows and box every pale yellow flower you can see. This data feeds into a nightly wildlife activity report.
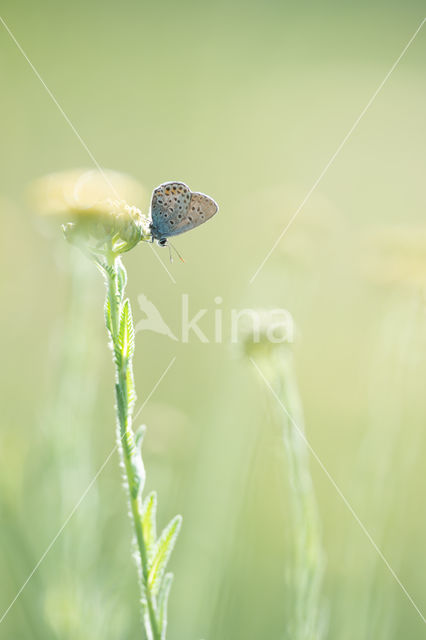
[361,225,426,290]
[30,168,151,252]
[30,167,146,216]
[241,308,295,364]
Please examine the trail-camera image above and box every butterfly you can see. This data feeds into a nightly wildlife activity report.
[150,182,218,251]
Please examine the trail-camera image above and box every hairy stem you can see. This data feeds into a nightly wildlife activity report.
[105,251,161,640]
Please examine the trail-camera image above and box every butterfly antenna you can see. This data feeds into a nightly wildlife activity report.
[167,243,173,263]
[169,241,185,263]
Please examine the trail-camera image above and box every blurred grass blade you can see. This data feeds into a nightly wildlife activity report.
[158,572,174,640]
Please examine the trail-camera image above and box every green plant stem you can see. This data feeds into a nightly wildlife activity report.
[265,347,325,640]
[105,250,161,640]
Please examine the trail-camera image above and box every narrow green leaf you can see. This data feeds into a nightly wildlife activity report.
[115,383,127,428]
[135,424,146,450]
[95,258,109,274]
[129,425,145,498]
[141,491,157,557]
[116,259,127,299]
[126,367,136,412]
[158,572,173,639]
[114,345,122,369]
[104,263,116,280]
[148,515,182,596]
[118,299,135,362]
[104,296,112,333]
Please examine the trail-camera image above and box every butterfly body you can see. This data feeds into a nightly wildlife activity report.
[150,181,218,245]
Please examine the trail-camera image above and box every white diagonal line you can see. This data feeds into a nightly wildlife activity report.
[0,15,119,198]
[249,17,426,284]
[0,356,176,624]
[0,14,176,285]
[0,447,117,626]
[149,244,177,284]
[134,356,176,421]
[249,356,426,625]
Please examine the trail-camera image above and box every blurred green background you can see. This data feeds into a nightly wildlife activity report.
[1,1,425,638]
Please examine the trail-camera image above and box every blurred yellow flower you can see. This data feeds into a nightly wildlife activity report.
[361,225,426,290]
[241,308,294,364]
[30,168,151,252]
[30,167,147,216]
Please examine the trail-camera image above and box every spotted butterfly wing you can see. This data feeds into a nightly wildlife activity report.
[150,181,218,241]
